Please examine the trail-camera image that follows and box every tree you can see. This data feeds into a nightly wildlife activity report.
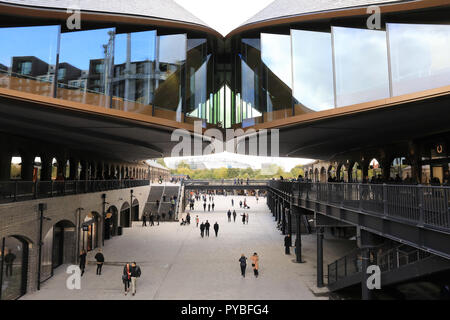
[157,158,168,168]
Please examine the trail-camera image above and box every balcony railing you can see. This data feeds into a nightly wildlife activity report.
[183,179,270,186]
[0,179,150,203]
[328,243,432,286]
[270,181,450,231]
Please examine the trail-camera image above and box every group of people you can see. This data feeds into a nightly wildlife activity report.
[238,253,259,278]
[199,220,220,237]
[79,249,143,296]
[78,248,105,277]
[142,211,172,226]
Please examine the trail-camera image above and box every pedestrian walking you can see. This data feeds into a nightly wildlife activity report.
[241,213,246,224]
[200,222,205,238]
[186,212,191,225]
[205,220,210,237]
[195,215,199,227]
[149,213,154,226]
[212,202,215,211]
[231,199,234,206]
[203,202,206,211]
[214,222,219,237]
[233,210,237,222]
[123,263,131,295]
[227,210,231,222]
[129,261,142,296]
[79,249,87,276]
[245,213,249,224]
[284,234,292,255]
[239,200,242,208]
[4,249,15,277]
[156,214,160,225]
[208,203,211,212]
[239,254,247,278]
[250,253,259,278]
[95,249,105,275]
[142,213,147,227]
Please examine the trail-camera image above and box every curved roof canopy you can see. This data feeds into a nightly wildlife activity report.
[1,0,210,27]
[241,0,409,26]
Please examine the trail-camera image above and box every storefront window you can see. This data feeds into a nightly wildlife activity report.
[0,25,59,97]
[57,28,115,108]
[291,29,334,112]
[333,27,390,107]
[113,30,157,115]
[388,23,450,96]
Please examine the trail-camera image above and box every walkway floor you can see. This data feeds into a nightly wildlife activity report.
[22,195,353,300]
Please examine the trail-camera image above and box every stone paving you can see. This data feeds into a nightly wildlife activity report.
[22,195,354,300]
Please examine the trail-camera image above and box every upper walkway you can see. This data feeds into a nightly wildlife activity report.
[269,180,450,259]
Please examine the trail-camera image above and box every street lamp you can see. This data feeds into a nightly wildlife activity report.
[37,203,51,290]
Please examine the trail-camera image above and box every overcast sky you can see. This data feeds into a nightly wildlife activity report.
[175,0,274,36]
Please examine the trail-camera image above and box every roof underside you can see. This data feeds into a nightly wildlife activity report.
[0,0,210,27]
[242,0,411,26]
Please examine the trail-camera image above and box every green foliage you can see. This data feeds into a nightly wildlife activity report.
[157,158,168,168]
[169,161,304,180]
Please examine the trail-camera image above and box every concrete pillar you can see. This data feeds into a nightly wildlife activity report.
[0,152,12,181]
[40,155,53,181]
[348,161,355,182]
[295,209,303,263]
[20,152,35,181]
[361,248,372,300]
[317,227,324,287]
[79,160,88,180]
[380,155,393,182]
[362,159,370,183]
[69,158,79,180]
[408,142,422,183]
[56,157,67,178]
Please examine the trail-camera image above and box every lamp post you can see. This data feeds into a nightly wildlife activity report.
[101,193,107,247]
[75,207,84,264]
[37,203,51,290]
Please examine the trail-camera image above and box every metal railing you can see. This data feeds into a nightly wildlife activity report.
[0,179,150,203]
[271,181,450,231]
[183,179,270,186]
[327,243,432,286]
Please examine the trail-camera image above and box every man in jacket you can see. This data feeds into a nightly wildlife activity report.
[227,210,231,222]
[284,234,292,255]
[129,261,142,296]
[94,248,105,275]
[200,222,205,238]
[213,222,219,237]
[233,210,237,222]
[205,220,210,237]
[239,254,247,278]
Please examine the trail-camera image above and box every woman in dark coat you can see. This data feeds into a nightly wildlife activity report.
[123,263,131,295]
[238,254,247,277]
[79,249,87,276]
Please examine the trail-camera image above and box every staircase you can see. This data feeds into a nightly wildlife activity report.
[327,243,450,292]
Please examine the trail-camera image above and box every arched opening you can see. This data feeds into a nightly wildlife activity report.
[10,156,21,179]
[41,220,76,282]
[314,168,319,182]
[105,206,119,239]
[120,202,131,228]
[368,158,382,182]
[132,198,140,222]
[351,162,363,183]
[337,164,347,182]
[33,157,41,182]
[390,157,409,182]
[80,212,99,252]
[327,165,337,181]
[0,235,30,300]
[51,158,58,180]
[320,167,327,183]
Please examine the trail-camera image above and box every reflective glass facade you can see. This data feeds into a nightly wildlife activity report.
[0,21,449,128]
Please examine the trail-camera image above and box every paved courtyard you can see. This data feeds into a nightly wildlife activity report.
[22,195,353,300]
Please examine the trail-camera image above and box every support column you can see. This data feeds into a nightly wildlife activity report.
[0,152,12,181]
[317,227,324,288]
[361,248,371,300]
[79,160,88,180]
[294,207,304,263]
[20,152,34,181]
[69,158,79,180]
[56,156,67,179]
[40,155,53,181]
